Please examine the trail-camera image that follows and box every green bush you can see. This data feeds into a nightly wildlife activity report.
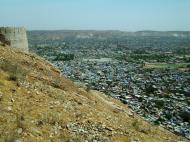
[53,53,74,61]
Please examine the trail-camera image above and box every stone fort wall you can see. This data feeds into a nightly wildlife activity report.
[0,27,29,52]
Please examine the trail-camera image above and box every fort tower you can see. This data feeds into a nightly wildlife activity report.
[0,27,28,52]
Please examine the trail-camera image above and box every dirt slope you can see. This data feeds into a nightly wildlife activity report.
[0,45,189,142]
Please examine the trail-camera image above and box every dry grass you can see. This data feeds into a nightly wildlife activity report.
[144,62,188,69]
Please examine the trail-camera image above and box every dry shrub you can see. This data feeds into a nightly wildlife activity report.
[132,118,151,134]
[42,112,62,125]
[0,60,27,83]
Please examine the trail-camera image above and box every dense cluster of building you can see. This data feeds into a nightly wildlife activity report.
[52,58,190,139]
[28,31,190,139]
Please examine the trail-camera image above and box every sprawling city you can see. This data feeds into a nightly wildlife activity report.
[29,30,190,139]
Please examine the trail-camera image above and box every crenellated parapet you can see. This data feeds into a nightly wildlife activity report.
[0,27,29,52]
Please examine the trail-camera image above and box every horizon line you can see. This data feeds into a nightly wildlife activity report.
[27,29,190,32]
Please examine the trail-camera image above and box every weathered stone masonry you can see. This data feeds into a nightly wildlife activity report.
[0,27,29,52]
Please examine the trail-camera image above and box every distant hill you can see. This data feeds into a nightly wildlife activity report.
[27,30,190,42]
[132,31,190,37]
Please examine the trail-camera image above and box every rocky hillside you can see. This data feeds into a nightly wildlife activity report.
[0,45,189,142]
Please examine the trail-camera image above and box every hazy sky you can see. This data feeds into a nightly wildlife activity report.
[0,0,190,31]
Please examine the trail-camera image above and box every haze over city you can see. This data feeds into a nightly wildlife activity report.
[0,0,190,31]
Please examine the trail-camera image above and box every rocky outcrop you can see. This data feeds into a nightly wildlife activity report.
[0,27,28,52]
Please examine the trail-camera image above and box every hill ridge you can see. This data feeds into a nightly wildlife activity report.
[0,45,189,142]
